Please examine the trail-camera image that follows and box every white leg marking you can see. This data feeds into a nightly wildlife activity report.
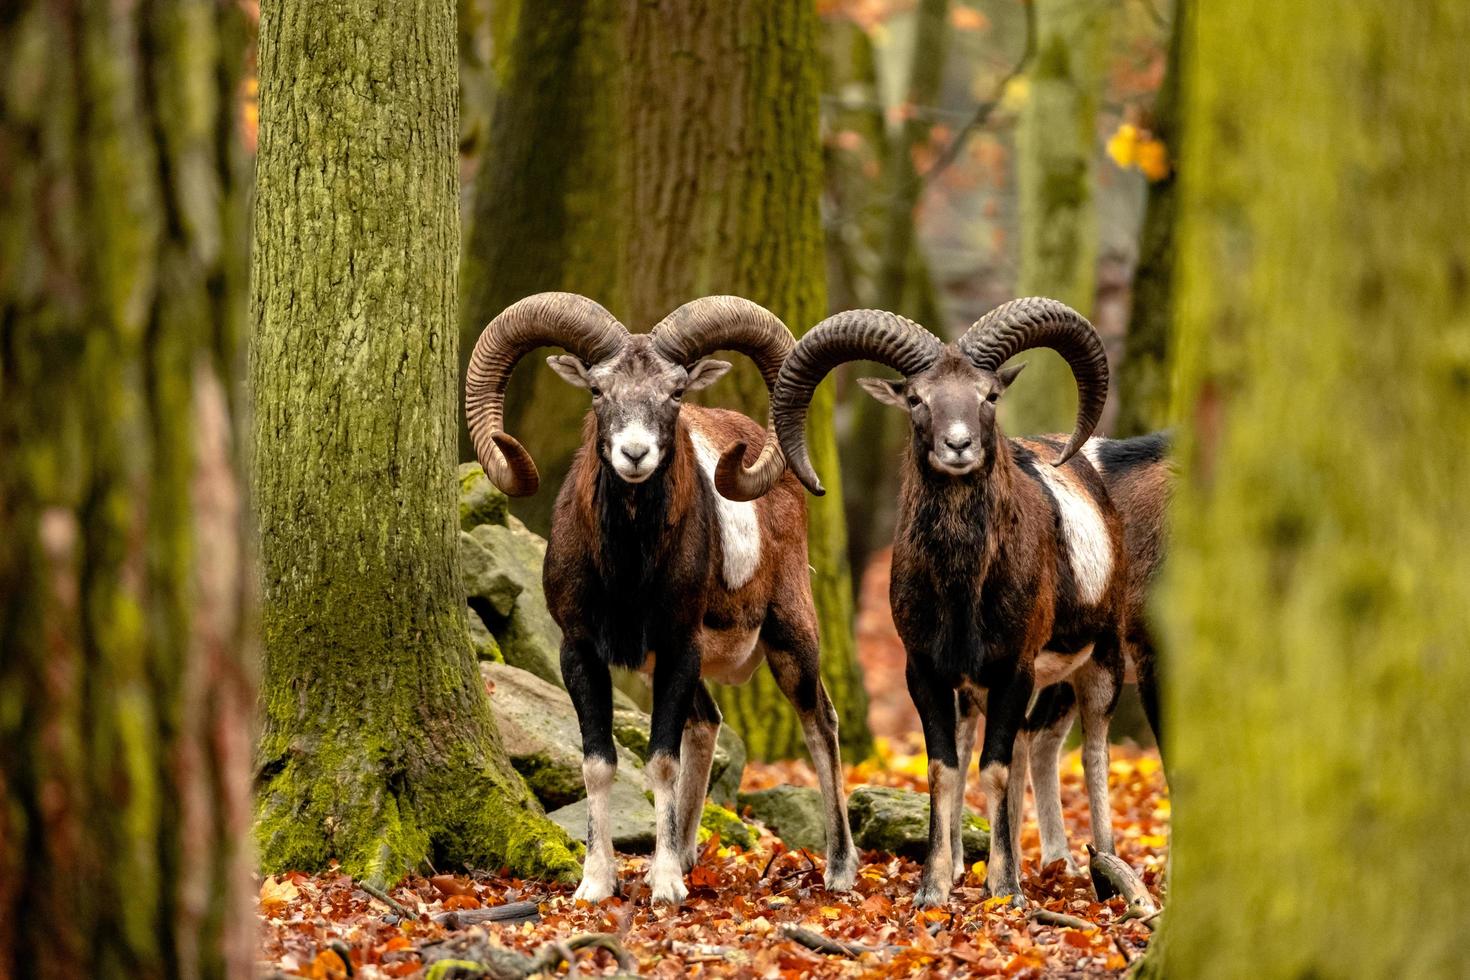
[1033,463,1113,604]
[1030,713,1078,871]
[688,428,762,589]
[916,761,959,907]
[981,761,1022,902]
[1007,738,1029,867]
[674,723,718,871]
[799,714,857,891]
[644,753,688,905]
[1079,695,1116,856]
[951,702,981,881]
[573,758,618,902]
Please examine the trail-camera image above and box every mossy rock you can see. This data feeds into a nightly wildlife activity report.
[547,776,656,853]
[698,801,757,851]
[846,784,990,863]
[468,608,502,663]
[738,785,826,852]
[611,709,746,805]
[481,663,643,810]
[463,523,561,686]
[458,461,510,530]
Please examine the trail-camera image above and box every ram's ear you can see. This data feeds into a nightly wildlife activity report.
[996,361,1027,388]
[547,354,593,389]
[685,358,732,392]
[857,376,908,409]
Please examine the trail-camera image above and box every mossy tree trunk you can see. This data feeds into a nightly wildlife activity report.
[0,1,255,975]
[250,0,579,886]
[622,0,870,761]
[1113,0,1181,438]
[1147,3,1470,975]
[842,0,950,583]
[1004,0,1109,435]
[458,0,624,535]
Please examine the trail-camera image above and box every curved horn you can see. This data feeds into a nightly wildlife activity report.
[957,297,1109,466]
[465,292,628,495]
[774,310,943,496]
[649,296,796,502]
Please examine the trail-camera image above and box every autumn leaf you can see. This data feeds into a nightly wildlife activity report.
[1137,137,1171,180]
[1106,123,1140,169]
[258,876,299,918]
[950,6,989,31]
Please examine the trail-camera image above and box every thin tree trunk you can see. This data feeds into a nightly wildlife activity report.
[843,0,950,583]
[1005,0,1108,435]
[0,1,254,975]
[1144,3,1470,975]
[622,0,870,761]
[250,0,579,886]
[458,0,624,536]
[1113,1,1181,438]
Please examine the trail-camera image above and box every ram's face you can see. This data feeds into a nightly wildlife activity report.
[548,337,730,484]
[858,348,1024,478]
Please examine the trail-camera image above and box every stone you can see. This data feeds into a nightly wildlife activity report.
[699,802,757,851]
[846,785,990,863]
[737,785,827,852]
[464,523,561,687]
[468,608,502,663]
[548,777,656,854]
[458,462,509,530]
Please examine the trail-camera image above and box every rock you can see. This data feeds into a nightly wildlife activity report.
[481,663,642,810]
[699,802,757,851]
[738,785,827,852]
[611,709,746,804]
[468,608,503,663]
[548,777,656,853]
[464,523,562,687]
[458,462,509,530]
[846,785,990,863]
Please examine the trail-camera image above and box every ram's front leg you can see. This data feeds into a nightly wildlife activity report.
[906,660,960,908]
[978,667,1035,905]
[562,639,618,902]
[645,645,701,906]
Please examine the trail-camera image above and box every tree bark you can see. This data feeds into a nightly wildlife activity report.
[1148,3,1470,975]
[1113,0,1181,438]
[621,0,870,761]
[1005,0,1109,435]
[250,0,579,886]
[0,1,254,975]
[458,0,625,536]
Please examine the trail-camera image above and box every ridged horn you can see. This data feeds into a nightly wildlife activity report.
[465,292,628,495]
[650,296,796,501]
[773,310,943,496]
[957,297,1109,466]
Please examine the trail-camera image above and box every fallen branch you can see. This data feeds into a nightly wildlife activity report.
[356,880,414,920]
[1086,845,1160,924]
[779,925,883,958]
[434,901,541,929]
[422,931,635,979]
[1027,908,1095,931]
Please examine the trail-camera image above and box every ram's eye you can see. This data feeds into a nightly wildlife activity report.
[986,391,1000,403]
[906,394,922,408]
[671,388,686,402]
[589,386,603,398]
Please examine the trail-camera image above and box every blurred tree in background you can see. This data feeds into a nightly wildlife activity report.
[1150,2,1470,974]
[249,0,579,884]
[0,0,256,974]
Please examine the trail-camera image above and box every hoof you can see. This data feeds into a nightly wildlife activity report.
[573,875,617,903]
[913,881,951,910]
[647,866,689,907]
[823,849,858,893]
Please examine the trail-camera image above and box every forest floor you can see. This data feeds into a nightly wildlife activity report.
[257,552,1168,977]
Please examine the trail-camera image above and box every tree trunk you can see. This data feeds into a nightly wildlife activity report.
[0,1,255,975]
[622,0,870,761]
[1148,4,1470,975]
[842,0,950,585]
[1113,1,1181,438]
[458,0,624,536]
[1005,0,1108,435]
[250,0,580,886]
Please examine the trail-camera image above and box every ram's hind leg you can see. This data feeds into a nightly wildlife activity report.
[950,684,984,882]
[764,600,858,892]
[977,669,1034,904]
[674,682,721,872]
[1077,638,1125,857]
[645,644,702,906]
[1026,684,1079,872]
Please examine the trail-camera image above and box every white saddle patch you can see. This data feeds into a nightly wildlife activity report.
[688,428,762,590]
[1033,463,1112,605]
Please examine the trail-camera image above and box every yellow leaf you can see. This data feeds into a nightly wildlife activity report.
[1137,137,1171,180]
[1106,124,1139,169]
[970,860,987,879]
[1001,76,1030,111]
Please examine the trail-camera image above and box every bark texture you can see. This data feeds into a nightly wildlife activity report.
[1151,4,1470,975]
[0,1,255,976]
[1113,1,1181,438]
[1005,0,1108,435]
[250,0,579,885]
[621,0,870,761]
